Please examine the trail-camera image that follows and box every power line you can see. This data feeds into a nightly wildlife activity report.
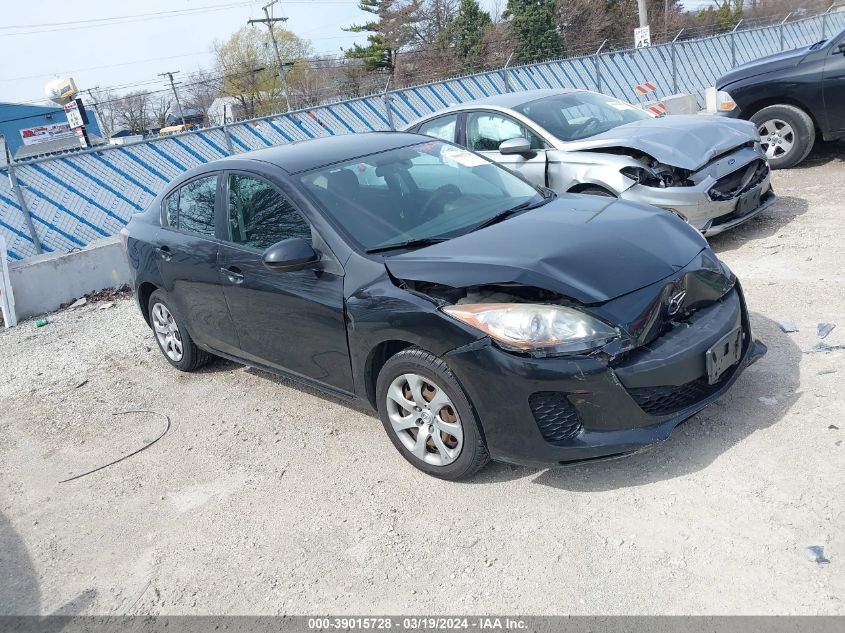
[0,0,364,37]
[0,51,212,83]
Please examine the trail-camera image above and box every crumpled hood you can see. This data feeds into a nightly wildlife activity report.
[385,195,707,304]
[566,115,758,171]
[717,45,812,89]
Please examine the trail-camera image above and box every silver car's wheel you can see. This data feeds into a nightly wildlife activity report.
[151,302,183,362]
[385,373,463,467]
[757,118,795,161]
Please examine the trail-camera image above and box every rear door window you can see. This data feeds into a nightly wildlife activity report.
[163,175,218,238]
[417,114,459,142]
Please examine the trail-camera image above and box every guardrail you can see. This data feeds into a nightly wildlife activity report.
[2,9,843,262]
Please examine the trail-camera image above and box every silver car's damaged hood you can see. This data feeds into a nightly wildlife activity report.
[565,115,759,171]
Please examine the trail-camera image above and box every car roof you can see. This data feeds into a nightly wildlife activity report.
[234,131,428,174]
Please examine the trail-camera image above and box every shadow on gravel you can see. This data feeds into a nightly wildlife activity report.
[478,313,800,491]
[0,512,39,615]
[708,195,808,254]
[793,140,845,170]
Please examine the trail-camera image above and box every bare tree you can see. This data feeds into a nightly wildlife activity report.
[113,91,153,135]
[182,69,222,126]
[85,87,118,137]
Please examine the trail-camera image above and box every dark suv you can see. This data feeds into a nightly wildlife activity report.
[716,25,845,168]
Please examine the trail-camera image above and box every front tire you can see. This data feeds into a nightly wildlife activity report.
[376,348,490,480]
[751,104,815,169]
[148,290,211,372]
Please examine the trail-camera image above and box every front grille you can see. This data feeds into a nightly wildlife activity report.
[710,189,775,227]
[529,392,583,443]
[628,376,721,416]
[709,159,768,201]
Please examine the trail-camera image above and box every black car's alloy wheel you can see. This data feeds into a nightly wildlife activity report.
[751,104,815,169]
[148,290,211,372]
[376,348,489,480]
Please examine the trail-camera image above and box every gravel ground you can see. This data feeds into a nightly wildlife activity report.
[1,143,844,616]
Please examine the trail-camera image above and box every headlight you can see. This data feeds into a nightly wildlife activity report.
[442,303,619,355]
[716,90,737,112]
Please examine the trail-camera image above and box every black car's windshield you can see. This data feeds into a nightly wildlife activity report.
[299,141,543,252]
[515,92,651,142]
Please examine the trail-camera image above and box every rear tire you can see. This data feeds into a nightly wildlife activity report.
[148,290,211,372]
[750,104,815,169]
[376,347,490,480]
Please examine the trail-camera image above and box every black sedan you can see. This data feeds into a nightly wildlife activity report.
[122,132,766,480]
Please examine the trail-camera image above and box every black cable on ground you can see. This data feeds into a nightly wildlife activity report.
[58,410,171,484]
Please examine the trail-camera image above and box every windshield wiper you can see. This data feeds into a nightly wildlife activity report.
[470,195,553,233]
[366,237,449,254]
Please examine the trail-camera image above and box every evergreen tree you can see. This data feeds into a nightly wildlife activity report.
[504,0,564,63]
[454,0,492,68]
[344,0,421,74]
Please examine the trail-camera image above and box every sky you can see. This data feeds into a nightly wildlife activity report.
[0,0,719,106]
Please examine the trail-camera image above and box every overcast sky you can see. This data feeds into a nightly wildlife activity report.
[0,0,717,106]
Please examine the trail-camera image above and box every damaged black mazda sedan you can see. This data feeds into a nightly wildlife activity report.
[122,132,766,480]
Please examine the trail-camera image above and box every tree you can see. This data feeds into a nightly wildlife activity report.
[503,0,564,63]
[454,0,493,69]
[149,94,172,129]
[344,0,422,75]
[113,91,154,134]
[84,87,118,138]
[182,69,222,126]
[214,25,312,118]
[697,1,744,32]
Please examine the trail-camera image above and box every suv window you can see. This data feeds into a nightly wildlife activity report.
[466,111,543,151]
[166,175,217,238]
[227,174,311,250]
[417,114,458,142]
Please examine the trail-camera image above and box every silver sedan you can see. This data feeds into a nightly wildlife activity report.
[404,89,777,236]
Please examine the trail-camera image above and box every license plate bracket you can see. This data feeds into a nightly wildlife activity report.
[735,187,762,217]
[706,327,743,385]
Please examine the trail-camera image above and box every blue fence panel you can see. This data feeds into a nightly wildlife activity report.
[2,10,841,262]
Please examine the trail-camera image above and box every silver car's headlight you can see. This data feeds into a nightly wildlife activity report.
[442,303,619,355]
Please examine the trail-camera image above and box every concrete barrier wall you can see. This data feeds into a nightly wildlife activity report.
[8,236,131,320]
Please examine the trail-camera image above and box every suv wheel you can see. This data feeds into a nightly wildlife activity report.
[148,290,211,371]
[751,104,815,169]
[376,348,490,480]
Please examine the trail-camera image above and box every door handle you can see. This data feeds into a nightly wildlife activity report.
[156,245,172,261]
[221,266,244,285]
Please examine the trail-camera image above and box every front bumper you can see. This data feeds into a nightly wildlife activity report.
[445,286,766,468]
[618,152,776,237]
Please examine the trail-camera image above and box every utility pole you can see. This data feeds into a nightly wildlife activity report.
[637,0,649,28]
[158,71,187,127]
[248,1,293,112]
[84,87,108,137]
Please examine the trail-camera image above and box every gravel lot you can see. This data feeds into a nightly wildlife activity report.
[1,143,844,616]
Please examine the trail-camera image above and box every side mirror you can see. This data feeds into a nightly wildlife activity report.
[262,237,319,272]
[499,137,532,155]
[838,42,845,55]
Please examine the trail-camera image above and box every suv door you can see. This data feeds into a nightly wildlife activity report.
[156,173,240,354]
[463,110,547,186]
[217,171,353,393]
[823,34,845,134]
